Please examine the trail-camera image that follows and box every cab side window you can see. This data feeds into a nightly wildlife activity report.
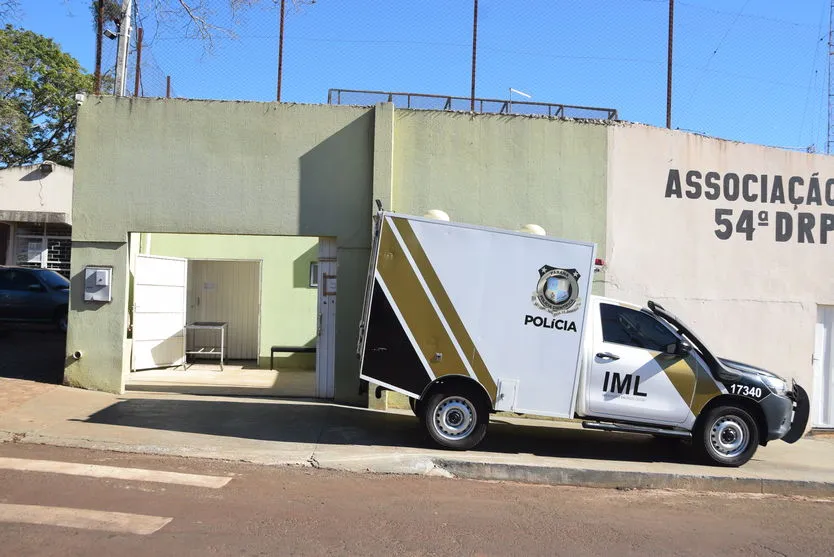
[600,303,678,352]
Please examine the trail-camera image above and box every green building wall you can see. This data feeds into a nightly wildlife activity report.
[392,110,609,294]
[65,97,610,402]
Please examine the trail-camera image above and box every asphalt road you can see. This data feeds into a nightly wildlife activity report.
[0,326,65,384]
[0,443,831,556]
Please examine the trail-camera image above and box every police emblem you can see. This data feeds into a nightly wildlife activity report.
[532,265,582,316]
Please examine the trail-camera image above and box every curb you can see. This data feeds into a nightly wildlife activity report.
[434,459,834,497]
[0,431,312,468]
[3,429,831,497]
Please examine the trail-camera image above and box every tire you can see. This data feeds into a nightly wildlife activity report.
[421,390,488,450]
[408,396,422,417]
[695,405,759,467]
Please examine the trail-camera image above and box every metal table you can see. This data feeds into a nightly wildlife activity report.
[184,321,227,370]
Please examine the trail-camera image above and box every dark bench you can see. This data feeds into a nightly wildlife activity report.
[270,345,316,370]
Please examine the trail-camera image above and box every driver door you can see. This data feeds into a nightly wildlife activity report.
[586,300,697,425]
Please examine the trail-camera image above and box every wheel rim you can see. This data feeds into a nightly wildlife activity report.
[433,396,477,441]
[710,416,749,458]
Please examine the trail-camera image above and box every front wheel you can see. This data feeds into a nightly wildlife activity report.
[421,391,488,450]
[695,405,759,467]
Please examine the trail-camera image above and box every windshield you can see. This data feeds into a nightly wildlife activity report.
[646,301,718,366]
[38,270,70,290]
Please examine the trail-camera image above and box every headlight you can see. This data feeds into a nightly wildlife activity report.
[761,375,788,395]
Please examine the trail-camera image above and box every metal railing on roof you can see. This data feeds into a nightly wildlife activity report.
[327,88,618,120]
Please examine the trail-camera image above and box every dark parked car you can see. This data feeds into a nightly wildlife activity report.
[0,267,70,332]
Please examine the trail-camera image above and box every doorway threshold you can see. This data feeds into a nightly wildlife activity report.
[126,365,315,398]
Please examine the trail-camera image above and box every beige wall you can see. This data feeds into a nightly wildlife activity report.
[606,123,834,405]
[0,163,73,220]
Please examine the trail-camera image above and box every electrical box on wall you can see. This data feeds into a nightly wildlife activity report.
[84,266,112,302]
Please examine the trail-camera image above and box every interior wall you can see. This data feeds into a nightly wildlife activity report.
[149,233,318,369]
[187,260,261,362]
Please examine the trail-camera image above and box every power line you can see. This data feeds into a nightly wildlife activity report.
[798,1,827,147]
[680,0,751,120]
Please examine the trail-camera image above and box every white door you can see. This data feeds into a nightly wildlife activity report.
[586,300,696,425]
[813,306,834,428]
[315,238,337,398]
[132,255,188,370]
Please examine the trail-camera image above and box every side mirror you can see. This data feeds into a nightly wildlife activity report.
[665,340,691,356]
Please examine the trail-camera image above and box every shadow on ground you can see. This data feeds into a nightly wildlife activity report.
[0,325,65,384]
[80,397,697,465]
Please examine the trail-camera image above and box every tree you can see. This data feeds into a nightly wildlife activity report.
[3,1,314,49]
[0,0,20,22]
[0,26,94,168]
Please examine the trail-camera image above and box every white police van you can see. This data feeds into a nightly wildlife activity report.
[357,210,809,467]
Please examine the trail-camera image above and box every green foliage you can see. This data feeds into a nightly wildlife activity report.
[0,25,94,168]
[89,0,122,31]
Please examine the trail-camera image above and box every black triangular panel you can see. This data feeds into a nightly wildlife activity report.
[361,280,432,396]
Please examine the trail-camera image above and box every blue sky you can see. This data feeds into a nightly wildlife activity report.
[10,0,831,151]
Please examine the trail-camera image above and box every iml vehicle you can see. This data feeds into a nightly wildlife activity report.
[356,210,809,467]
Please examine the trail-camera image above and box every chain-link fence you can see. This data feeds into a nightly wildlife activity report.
[102,0,829,151]
[326,89,618,119]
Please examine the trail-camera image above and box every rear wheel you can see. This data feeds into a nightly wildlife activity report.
[421,390,488,450]
[695,405,759,467]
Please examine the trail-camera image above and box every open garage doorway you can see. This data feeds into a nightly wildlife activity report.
[126,233,336,399]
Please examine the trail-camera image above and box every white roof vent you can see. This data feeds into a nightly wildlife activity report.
[519,223,546,236]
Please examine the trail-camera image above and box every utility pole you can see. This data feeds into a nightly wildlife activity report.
[277,0,286,101]
[470,0,478,112]
[666,0,674,129]
[114,0,134,97]
[133,27,143,97]
[94,0,104,94]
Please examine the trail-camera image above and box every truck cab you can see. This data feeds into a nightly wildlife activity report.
[575,297,807,466]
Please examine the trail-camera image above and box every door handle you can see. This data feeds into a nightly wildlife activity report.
[596,352,620,361]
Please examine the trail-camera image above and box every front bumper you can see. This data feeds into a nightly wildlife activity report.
[759,382,809,443]
[760,392,793,442]
[781,382,810,444]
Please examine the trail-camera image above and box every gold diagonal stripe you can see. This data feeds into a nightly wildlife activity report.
[653,353,721,415]
[690,361,722,415]
[392,217,498,400]
[377,219,469,380]
[654,354,697,407]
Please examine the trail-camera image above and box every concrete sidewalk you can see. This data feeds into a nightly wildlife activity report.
[1,379,833,495]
